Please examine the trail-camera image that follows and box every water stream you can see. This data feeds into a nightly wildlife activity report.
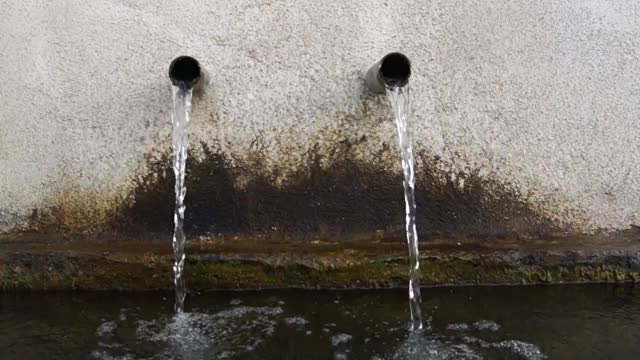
[387,84,423,331]
[171,84,193,313]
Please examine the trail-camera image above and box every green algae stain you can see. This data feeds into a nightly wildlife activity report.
[2,251,639,291]
[22,129,561,242]
[27,185,130,235]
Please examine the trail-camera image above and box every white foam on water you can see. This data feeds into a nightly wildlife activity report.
[285,317,309,326]
[137,306,283,358]
[491,340,546,360]
[88,304,546,360]
[90,350,135,360]
[331,333,353,346]
[462,335,546,360]
[391,333,482,360]
[445,323,470,331]
[94,306,284,359]
[91,320,135,360]
[96,321,117,337]
[472,320,500,332]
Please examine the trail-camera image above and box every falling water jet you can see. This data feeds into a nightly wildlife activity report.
[366,52,422,331]
[168,56,206,313]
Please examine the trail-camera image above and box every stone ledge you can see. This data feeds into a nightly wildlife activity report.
[1,235,639,290]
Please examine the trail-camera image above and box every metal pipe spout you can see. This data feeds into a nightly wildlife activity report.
[168,56,208,92]
[365,52,411,93]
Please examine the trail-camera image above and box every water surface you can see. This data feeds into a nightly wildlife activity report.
[1,284,639,359]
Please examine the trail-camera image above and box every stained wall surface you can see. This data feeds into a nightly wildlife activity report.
[1,0,639,238]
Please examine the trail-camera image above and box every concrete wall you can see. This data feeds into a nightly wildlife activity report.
[1,0,639,238]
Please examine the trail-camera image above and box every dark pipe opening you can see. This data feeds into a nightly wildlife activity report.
[380,52,411,88]
[169,56,202,89]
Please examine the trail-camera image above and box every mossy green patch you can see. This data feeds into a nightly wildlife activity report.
[1,251,638,291]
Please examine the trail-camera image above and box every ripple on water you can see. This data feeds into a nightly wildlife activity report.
[95,321,117,337]
[462,336,546,360]
[90,350,135,360]
[91,309,544,360]
[446,320,500,332]
[284,317,309,326]
[138,306,283,357]
[491,340,546,360]
[445,323,470,331]
[392,333,481,360]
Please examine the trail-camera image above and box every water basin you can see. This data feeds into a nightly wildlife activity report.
[1,284,638,359]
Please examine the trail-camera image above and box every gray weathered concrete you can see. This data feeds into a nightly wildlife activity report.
[1,0,639,235]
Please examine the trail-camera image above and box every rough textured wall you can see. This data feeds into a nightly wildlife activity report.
[1,0,639,239]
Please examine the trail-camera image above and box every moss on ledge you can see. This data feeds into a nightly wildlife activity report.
[1,237,639,291]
